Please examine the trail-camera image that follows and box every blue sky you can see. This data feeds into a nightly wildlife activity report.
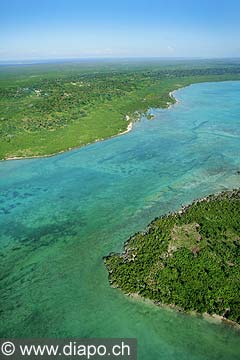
[1,0,240,60]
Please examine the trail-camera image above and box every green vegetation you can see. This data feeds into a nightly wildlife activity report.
[105,190,240,324]
[1,59,240,159]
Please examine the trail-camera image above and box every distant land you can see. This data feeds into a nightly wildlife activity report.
[1,58,240,160]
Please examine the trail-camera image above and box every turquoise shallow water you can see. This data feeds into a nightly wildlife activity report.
[0,81,240,359]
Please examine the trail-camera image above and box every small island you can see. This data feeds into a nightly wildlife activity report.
[105,189,240,326]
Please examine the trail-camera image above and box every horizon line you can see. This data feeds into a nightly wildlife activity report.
[1,56,240,66]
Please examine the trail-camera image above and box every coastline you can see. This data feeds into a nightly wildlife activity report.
[168,90,180,107]
[126,292,240,330]
[2,79,240,162]
[3,121,133,162]
[0,80,239,163]
[2,87,180,162]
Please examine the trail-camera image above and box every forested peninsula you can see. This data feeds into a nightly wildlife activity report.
[1,59,240,159]
[105,189,240,326]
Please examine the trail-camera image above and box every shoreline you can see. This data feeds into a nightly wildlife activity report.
[2,86,181,162]
[2,121,134,162]
[126,292,240,330]
[2,79,240,162]
[168,90,180,106]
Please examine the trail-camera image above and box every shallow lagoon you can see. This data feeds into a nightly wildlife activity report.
[0,81,240,359]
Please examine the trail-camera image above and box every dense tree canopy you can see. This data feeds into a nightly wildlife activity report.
[105,190,240,324]
[1,60,240,159]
